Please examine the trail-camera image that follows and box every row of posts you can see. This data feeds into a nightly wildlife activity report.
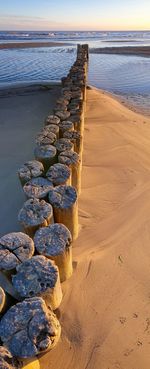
[0,44,89,368]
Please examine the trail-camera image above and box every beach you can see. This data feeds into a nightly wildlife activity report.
[0,84,61,236]
[40,87,150,369]
[90,45,150,57]
[1,42,150,58]
[1,84,150,368]
[0,31,149,117]
[0,41,70,50]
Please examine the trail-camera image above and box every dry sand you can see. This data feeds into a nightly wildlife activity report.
[1,86,150,368]
[0,84,61,236]
[40,87,150,369]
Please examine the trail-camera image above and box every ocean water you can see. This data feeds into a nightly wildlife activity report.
[1,30,150,47]
[88,53,150,114]
[0,31,150,114]
[0,47,76,84]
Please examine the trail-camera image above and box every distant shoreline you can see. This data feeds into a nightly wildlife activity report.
[0,41,72,50]
[90,46,150,57]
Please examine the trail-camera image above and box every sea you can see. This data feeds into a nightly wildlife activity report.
[0,30,150,115]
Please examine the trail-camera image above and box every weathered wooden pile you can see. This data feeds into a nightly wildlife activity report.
[0,44,89,368]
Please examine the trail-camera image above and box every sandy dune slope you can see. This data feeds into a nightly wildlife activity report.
[40,88,150,369]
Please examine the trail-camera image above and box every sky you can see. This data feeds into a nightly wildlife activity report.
[0,0,150,31]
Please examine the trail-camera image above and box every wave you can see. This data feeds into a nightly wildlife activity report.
[0,31,150,46]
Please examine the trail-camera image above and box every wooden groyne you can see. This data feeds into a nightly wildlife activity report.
[0,44,89,368]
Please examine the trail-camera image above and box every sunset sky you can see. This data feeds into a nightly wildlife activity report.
[0,0,150,31]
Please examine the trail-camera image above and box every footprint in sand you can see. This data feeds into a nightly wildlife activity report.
[124,348,134,356]
[144,318,150,333]
[133,313,138,318]
[118,255,123,265]
[119,317,126,324]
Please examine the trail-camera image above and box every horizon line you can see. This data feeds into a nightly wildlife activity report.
[0,29,150,32]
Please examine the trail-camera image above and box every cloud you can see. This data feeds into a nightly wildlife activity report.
[0,14,67,30]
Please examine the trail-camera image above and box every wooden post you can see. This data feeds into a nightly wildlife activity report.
[18,160,44,187]
[34,223,73,282]
[23,177,53,200]
[71,89,83,101]
[61,88,72,100]
[44,114,60,126]
[0,232,34,274]
[0,271,20,301]
[0,297,61,358]
[56,97,69,106]
[63,130,83,157]
[54,104,67,113]
[0,277,20,314]
[0,346,20,368]
[54,138,74,155]
[34,144,57,172]
[48,185,78,240]
[59,120,74,138]
[21,358,40,369]
[18,198,54,238]
[42,124,59,139]
[68,105,80,116]
[58,150,81,194]
[35,131,56,146]
[55,110,70,121]
[0,287,6,313]
[46,163,71,186]
[69,114,84,135]
[12,256,62,310]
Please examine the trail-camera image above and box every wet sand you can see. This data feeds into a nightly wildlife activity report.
[90,46,150,57]
[0,84,61,236]
[0,41,71,50]
[115,93,150,117]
